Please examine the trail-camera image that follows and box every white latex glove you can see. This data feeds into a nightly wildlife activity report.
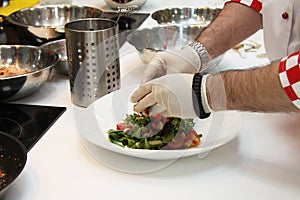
[130,73,205,119]
[141,45,201,83]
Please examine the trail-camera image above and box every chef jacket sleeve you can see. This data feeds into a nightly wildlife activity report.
[278,50,300,109]
[229,0,262,13]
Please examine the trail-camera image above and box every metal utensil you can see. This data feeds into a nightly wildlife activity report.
[65,18,120,107]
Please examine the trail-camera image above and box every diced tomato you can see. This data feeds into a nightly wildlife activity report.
[145,129,153,138]
[167,140,184,149]
[0,170,5,178]
[116,123,131,131]
[151,113,163,122]
[151,122,157,129]
[189,130,197,136]
[184,130,197,142]
[184,133,196,142]
[190,135,201,147]
[174,132,185,142]
[184,130,200,147]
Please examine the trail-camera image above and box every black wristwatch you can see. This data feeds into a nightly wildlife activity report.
[192,73,211,119]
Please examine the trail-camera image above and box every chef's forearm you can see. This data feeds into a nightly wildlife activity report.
[196,2,262,59]
[206,62,299,112]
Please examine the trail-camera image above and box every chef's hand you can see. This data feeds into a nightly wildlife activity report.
[130,73,211,119]
[141,46,202,83]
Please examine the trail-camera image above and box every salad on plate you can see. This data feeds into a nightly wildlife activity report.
[107,110,202,150]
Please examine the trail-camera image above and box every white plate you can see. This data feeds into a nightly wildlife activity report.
[74,84,241,160]
[80,137,182,173]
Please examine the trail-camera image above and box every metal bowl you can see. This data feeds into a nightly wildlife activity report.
[6,4,104,45]
[41,39,68,75]
[104,0,147,10]
[151,7,221,26]
[0,45,58,101]
[127,25,224,68]
[127,25,206,63]
[0,131,27,199]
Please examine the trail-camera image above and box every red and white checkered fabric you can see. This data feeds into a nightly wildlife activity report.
[278,51,300,109]
[230,0,262,13]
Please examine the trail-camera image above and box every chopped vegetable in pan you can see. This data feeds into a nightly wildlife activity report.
[0,170,4,178]
[0,168,6,190]
[107,111,202,150]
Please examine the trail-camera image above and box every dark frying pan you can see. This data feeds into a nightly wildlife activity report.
[0,131,27,199]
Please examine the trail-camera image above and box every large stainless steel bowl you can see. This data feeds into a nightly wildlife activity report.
[151,7,221,26]
[127,25,206,63]
[41,39,68,75]
[6,5,104,45]
[127,25,224,68]
[0,45,58,101]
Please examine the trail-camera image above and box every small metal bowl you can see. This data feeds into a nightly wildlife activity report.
[0,45,58,101]
[6,4,104,45]
[41,39,68,75]
[151,7,221,26]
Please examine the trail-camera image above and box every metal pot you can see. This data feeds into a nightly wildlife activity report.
[104,0,147,10]
[0,131,27,199]
[5,4,104,45]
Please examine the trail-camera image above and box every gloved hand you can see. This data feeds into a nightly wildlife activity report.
[130,73,212,119]
[141,45,202,83]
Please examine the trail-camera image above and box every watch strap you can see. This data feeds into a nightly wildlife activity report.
[189,41,211,70]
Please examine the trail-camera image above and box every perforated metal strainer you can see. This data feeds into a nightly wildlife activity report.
[65,18,120,107]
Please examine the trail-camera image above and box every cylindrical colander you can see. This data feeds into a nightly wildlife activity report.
[65,18,120,107]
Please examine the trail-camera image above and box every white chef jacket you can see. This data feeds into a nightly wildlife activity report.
[262,0,300,61]
[231,0,300,61]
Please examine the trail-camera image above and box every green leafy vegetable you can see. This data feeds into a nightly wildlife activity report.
[107,112,202,150]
